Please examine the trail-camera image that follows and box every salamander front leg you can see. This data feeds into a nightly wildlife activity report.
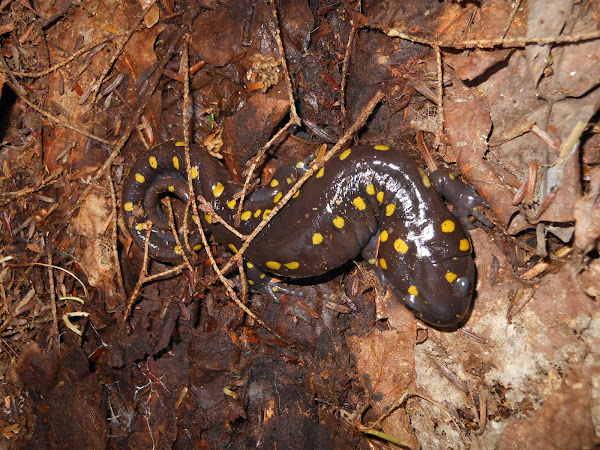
[360,233,389,290]
[430,169,494,229]
[244,261,304,300]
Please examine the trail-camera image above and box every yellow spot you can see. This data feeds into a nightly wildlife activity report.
[376,191,384,203]
[380,230,388,242]
[274,192,282,203]
[227,199,236,209]
[270,179,279,187]
[386,204,396,216]
[333,216,344,228]
[266,261,281,270]
[263,209,272,219]
[254,209,262,218]
[340,148,352,160]
[293,190,300,198]
[379,258,388,269]
[272,286,279,293]
[296,161,304,169]
[446,272,458,283]
[374,144,390,150]
[246,262,254,268]
[241,211,252,221]
[418,168,431,187]
[460,239,470,252]
[260,273,266,279]
[191,167,199,179]
[124,202,133,212]
[316,167,325,178]
[172,156,180,170]
[353,197,366,211]
[175,141,184,146]
[366,184,375,195]
[408,285,419,296]
[136,223,145,231]
[168,185,175,192]
[285,262,299,270]
[135,173,145,183]
[212,182,224,197]
[449,173,455,179]
[229,244,238,253]
[193,244,203,251]
[368,258,376,265]
[394,239,408,253]
[287,178,293,184]
[441,220,456,233]
[149,156,158,169]
[312,233,323,245]
[192,215,200,224]
[174,245,182,254]
[205,213,212,224]
[248,280,255,285]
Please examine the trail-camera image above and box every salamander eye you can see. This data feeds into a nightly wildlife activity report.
[403,295,417,311]
[454,277,472,297]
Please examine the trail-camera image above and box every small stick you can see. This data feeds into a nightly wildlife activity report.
[340,25,358,118]
[47,254,59,350]
[434,45,444,147]
[500,0,522,38]
[385,28,600,49]
[122,223,153,324]
[1,36,118,78]
[107,165,127,298]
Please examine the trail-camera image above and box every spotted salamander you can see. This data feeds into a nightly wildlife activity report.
[122,142,492,326]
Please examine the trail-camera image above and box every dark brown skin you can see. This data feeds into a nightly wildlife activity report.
[122,142,491,326]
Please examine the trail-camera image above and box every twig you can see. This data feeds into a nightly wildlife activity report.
[39,0,73,29]
[340,25,357,118]
[501,0,522,38]
[47,254,59,350]
[6,90,115,145]
[141,264,185,284]
[269,0,299,126]
[11,262,89,298]
[123,223,153,324]
[0,35,118,78]
[519,245,572,280]
[434,45,444,146]
[0,52,25,95]
[385,27,600,49]
[165,198,195,276]
[106,165,126,299]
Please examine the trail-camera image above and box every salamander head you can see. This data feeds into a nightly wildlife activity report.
[401,255,475,327]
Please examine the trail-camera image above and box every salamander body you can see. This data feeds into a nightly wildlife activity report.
[123,142,490,326]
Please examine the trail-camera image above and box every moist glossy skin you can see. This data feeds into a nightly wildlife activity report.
[122,142,482,326]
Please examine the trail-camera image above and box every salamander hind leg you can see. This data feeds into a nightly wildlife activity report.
[360,233,390,290]
[244,261,304,300]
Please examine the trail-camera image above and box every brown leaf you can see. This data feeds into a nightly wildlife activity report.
[347,299,418,448]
